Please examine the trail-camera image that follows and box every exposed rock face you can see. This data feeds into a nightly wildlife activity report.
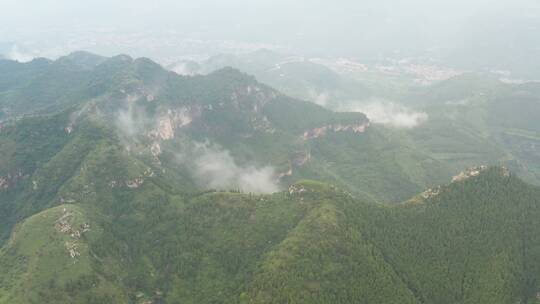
[452,165,489,182]
[421,186,441,199]
[65,241,80,259]
[230,85,279,112]
[157,117,175,140]
[292,150,311,167]
[108,180,119,188]
[110,168,154,189]
[303,122,369,140]
[288,184,307,195]
[55,208,91,259]
[150,142,162,158]
[303,127,327,140]
[278,162,293,179]
[278,150,311,179]
[149,107,200,140]
[126,177,145,189]
[55,209,75,235]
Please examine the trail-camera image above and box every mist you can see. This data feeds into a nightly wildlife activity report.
[113,101,280,193]
[5,45,35,62]
[180,142,280,194]
[2,0,539,76]
[115,96,154,142]
[340,100,428,129]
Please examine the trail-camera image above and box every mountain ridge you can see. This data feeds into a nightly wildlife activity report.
[1,51,540,303]
[2,166,540,303]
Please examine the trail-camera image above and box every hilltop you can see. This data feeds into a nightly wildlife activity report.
[1,52,540,303]
[1,167,540,303]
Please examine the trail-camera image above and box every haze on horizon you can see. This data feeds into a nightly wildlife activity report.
[1,0,540,76]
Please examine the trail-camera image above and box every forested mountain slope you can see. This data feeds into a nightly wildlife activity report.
[0,52,455,207]
[167,51,540,188]
[402,74,540,185]
[2,53,540,303]
[1,163,540,303]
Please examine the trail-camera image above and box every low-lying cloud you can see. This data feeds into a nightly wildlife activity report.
[180,142,280,194]
[111,95,279,194]
[116,102,143,138]
[339,100,428,128]
[7,45,35,63]
[115,95,155,141]
[309,90,330,107]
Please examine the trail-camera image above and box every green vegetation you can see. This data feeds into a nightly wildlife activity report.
[402,74,540,186]
[2,159,540,303]
[1,53,540,303]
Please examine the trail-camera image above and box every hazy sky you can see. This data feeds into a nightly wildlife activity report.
[1,0,539,65]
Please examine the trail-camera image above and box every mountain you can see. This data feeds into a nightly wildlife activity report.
[399,74,540,185]
[2,52,540,303]
[167,51,540,188]
[0,52,458,208]
[168,49,372,108]
[2,160,540,303]
[0,53,103,119]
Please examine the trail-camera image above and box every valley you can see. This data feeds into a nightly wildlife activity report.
[0,52,539,303]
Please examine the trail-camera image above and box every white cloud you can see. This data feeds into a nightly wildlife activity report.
[340,100,428,128]
[7,45,35,62]
[116,96,148,138]
[112,93,279,193]
[113,101,279,193]
[186,142,280,194]
[309,90,330,107]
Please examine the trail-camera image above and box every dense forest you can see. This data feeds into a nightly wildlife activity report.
[1,53,540,303]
